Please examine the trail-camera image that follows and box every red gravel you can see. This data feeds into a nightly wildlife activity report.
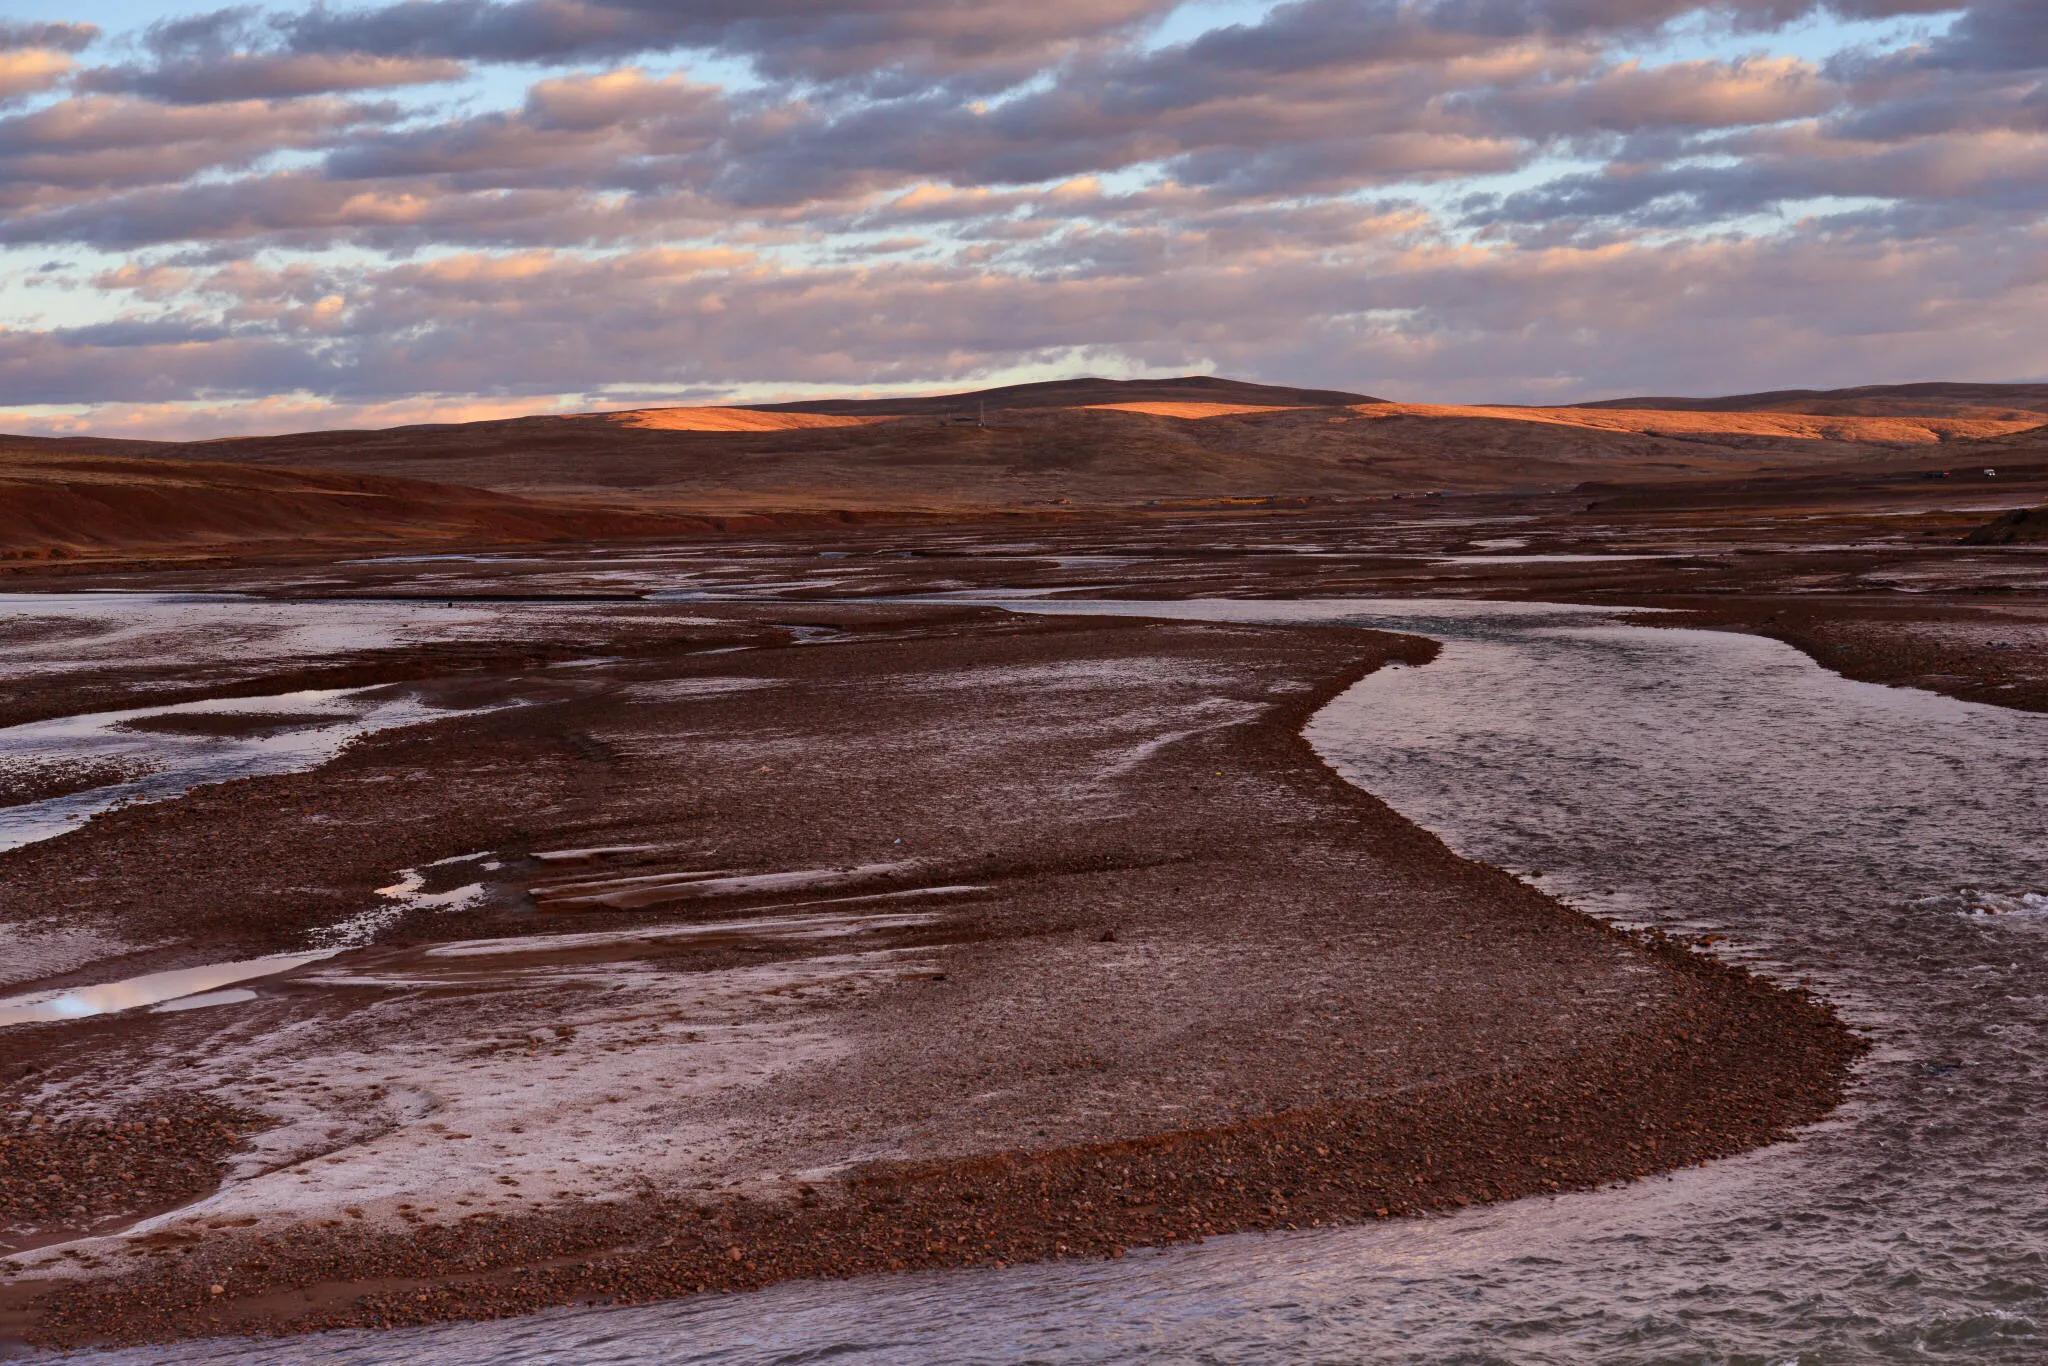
[0,1097,257,1255]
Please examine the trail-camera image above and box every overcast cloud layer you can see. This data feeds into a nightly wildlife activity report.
[0,0,2042,435]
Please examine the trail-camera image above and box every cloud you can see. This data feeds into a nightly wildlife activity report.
[0,392,569,440]
[80,52,467,102]
[0,21,95,106]
[65,6,464,102]
[0,48,74,106]
[1909,0,2048,73]
[1464,56,1840,137]
[25,201,2035,417]
[0,22,98,54]
[0,95,392,194]
[1469,124,2048,229]
[0,173,717,251]
[271,0,1181,90]
[0,0,2043,428]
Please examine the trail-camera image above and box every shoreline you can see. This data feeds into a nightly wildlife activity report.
[1,602,1862,1350]
[1627,598,2048,715]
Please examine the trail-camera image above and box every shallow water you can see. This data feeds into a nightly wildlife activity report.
[53,596,2048,1363]
[0,950,337,1027]
[0,688,476,853]
[0,592,504,678]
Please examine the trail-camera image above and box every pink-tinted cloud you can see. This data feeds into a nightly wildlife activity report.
[0,0,2041,430]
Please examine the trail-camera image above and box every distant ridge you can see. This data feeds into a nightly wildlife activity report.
[1572,381,2048,420]
[748,374,1382,417]
[10,374,2046,554]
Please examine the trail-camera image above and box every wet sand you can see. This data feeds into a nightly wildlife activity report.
[5,486,2040,1349]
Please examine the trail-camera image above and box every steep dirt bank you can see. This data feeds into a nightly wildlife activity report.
[1962,505,2048,545]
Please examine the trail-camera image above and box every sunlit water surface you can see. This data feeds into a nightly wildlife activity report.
[57,597,2048,1363]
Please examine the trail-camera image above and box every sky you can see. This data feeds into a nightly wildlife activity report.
[0,0,2042,438]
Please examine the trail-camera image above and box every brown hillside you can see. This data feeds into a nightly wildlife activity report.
[748,374,1381,417]
[140,393,2033,516]
[1573,381,2048,421]
[0,447,739,562]
[13,377,2042,548]
[610,408,893,433]
[1454,404,2033,444]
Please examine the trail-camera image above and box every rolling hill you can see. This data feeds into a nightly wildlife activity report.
[1572,381,2048,421]
[749,374,1383,416]
[0,444,800,562]
[8,375,2044,560]
[145,377,2039,513]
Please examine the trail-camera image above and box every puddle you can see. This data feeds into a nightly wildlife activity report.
[420,908,950,960]
[619,678,783,702]
[0,950,336,1028]
[531,843,667,864]
[1431,552,1684,565]
[153,988,258,1014]
[312,867,490,951]
[338,553,532,565]
[533,861,924,912]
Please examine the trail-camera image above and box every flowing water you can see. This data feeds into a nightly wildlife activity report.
[49,597,2048,1363]
[0,591,602,853]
